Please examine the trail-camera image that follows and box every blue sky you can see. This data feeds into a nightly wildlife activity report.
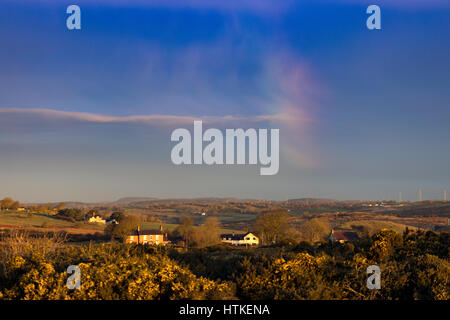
[0,0,449,202]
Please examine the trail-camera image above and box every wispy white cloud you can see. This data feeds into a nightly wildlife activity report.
[0,107,311,126]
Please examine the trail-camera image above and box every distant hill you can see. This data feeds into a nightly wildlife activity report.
[121,197,269,207]
[287,198,363,205]
[112,197,159,205]
[139,197,263,203]
[24,197,160,208]
[287,198,337,204]
[24,197,370,208]
[57,201,92,208]
[24,201,92,208]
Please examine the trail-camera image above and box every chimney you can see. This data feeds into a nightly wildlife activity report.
[136,225,141,244]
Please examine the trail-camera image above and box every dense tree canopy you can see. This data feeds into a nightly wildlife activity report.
[105,215,140,240]
[56,208,85,221]
[301,218,331,243]
[0,197,20,211]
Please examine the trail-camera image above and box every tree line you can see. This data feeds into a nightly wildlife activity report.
[0,197,21,210]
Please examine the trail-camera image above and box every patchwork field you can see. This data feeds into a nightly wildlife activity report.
[1,198,449,244]
[0,210,243,238]
[339,219,418,235]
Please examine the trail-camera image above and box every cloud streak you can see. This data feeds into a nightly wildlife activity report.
[0,108,311,127]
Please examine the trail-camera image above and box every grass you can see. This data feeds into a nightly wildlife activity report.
[0,211,104,231]
[140,221,179,232]
[339,219,418,235]
[0,212,242,235]
[216,213,256,223]
[0,211,73,227]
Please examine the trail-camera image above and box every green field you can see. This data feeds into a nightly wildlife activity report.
[0,211,72,227]
[140,221,179,232]
[0,211,243,234]
[339,219,417,235]
[0,211,103,230]
[215,213,257,223]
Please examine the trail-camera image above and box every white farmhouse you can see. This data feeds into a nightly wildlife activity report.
[220,232,259,246]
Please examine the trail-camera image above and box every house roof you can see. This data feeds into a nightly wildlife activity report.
[332,231,359,241]
[220,232,256,240]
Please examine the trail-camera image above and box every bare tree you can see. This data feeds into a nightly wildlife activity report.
[253,209,290,245]
[193,217,221,247]
[176,217,195,247]
[0,197,15,210]
[301,218,331,243]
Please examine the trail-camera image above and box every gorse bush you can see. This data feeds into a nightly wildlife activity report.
[0,230,448,300]
[0,242,235,300]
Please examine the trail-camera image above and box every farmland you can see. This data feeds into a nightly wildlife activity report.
[0,196,449,301]
[1,197,449,244]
